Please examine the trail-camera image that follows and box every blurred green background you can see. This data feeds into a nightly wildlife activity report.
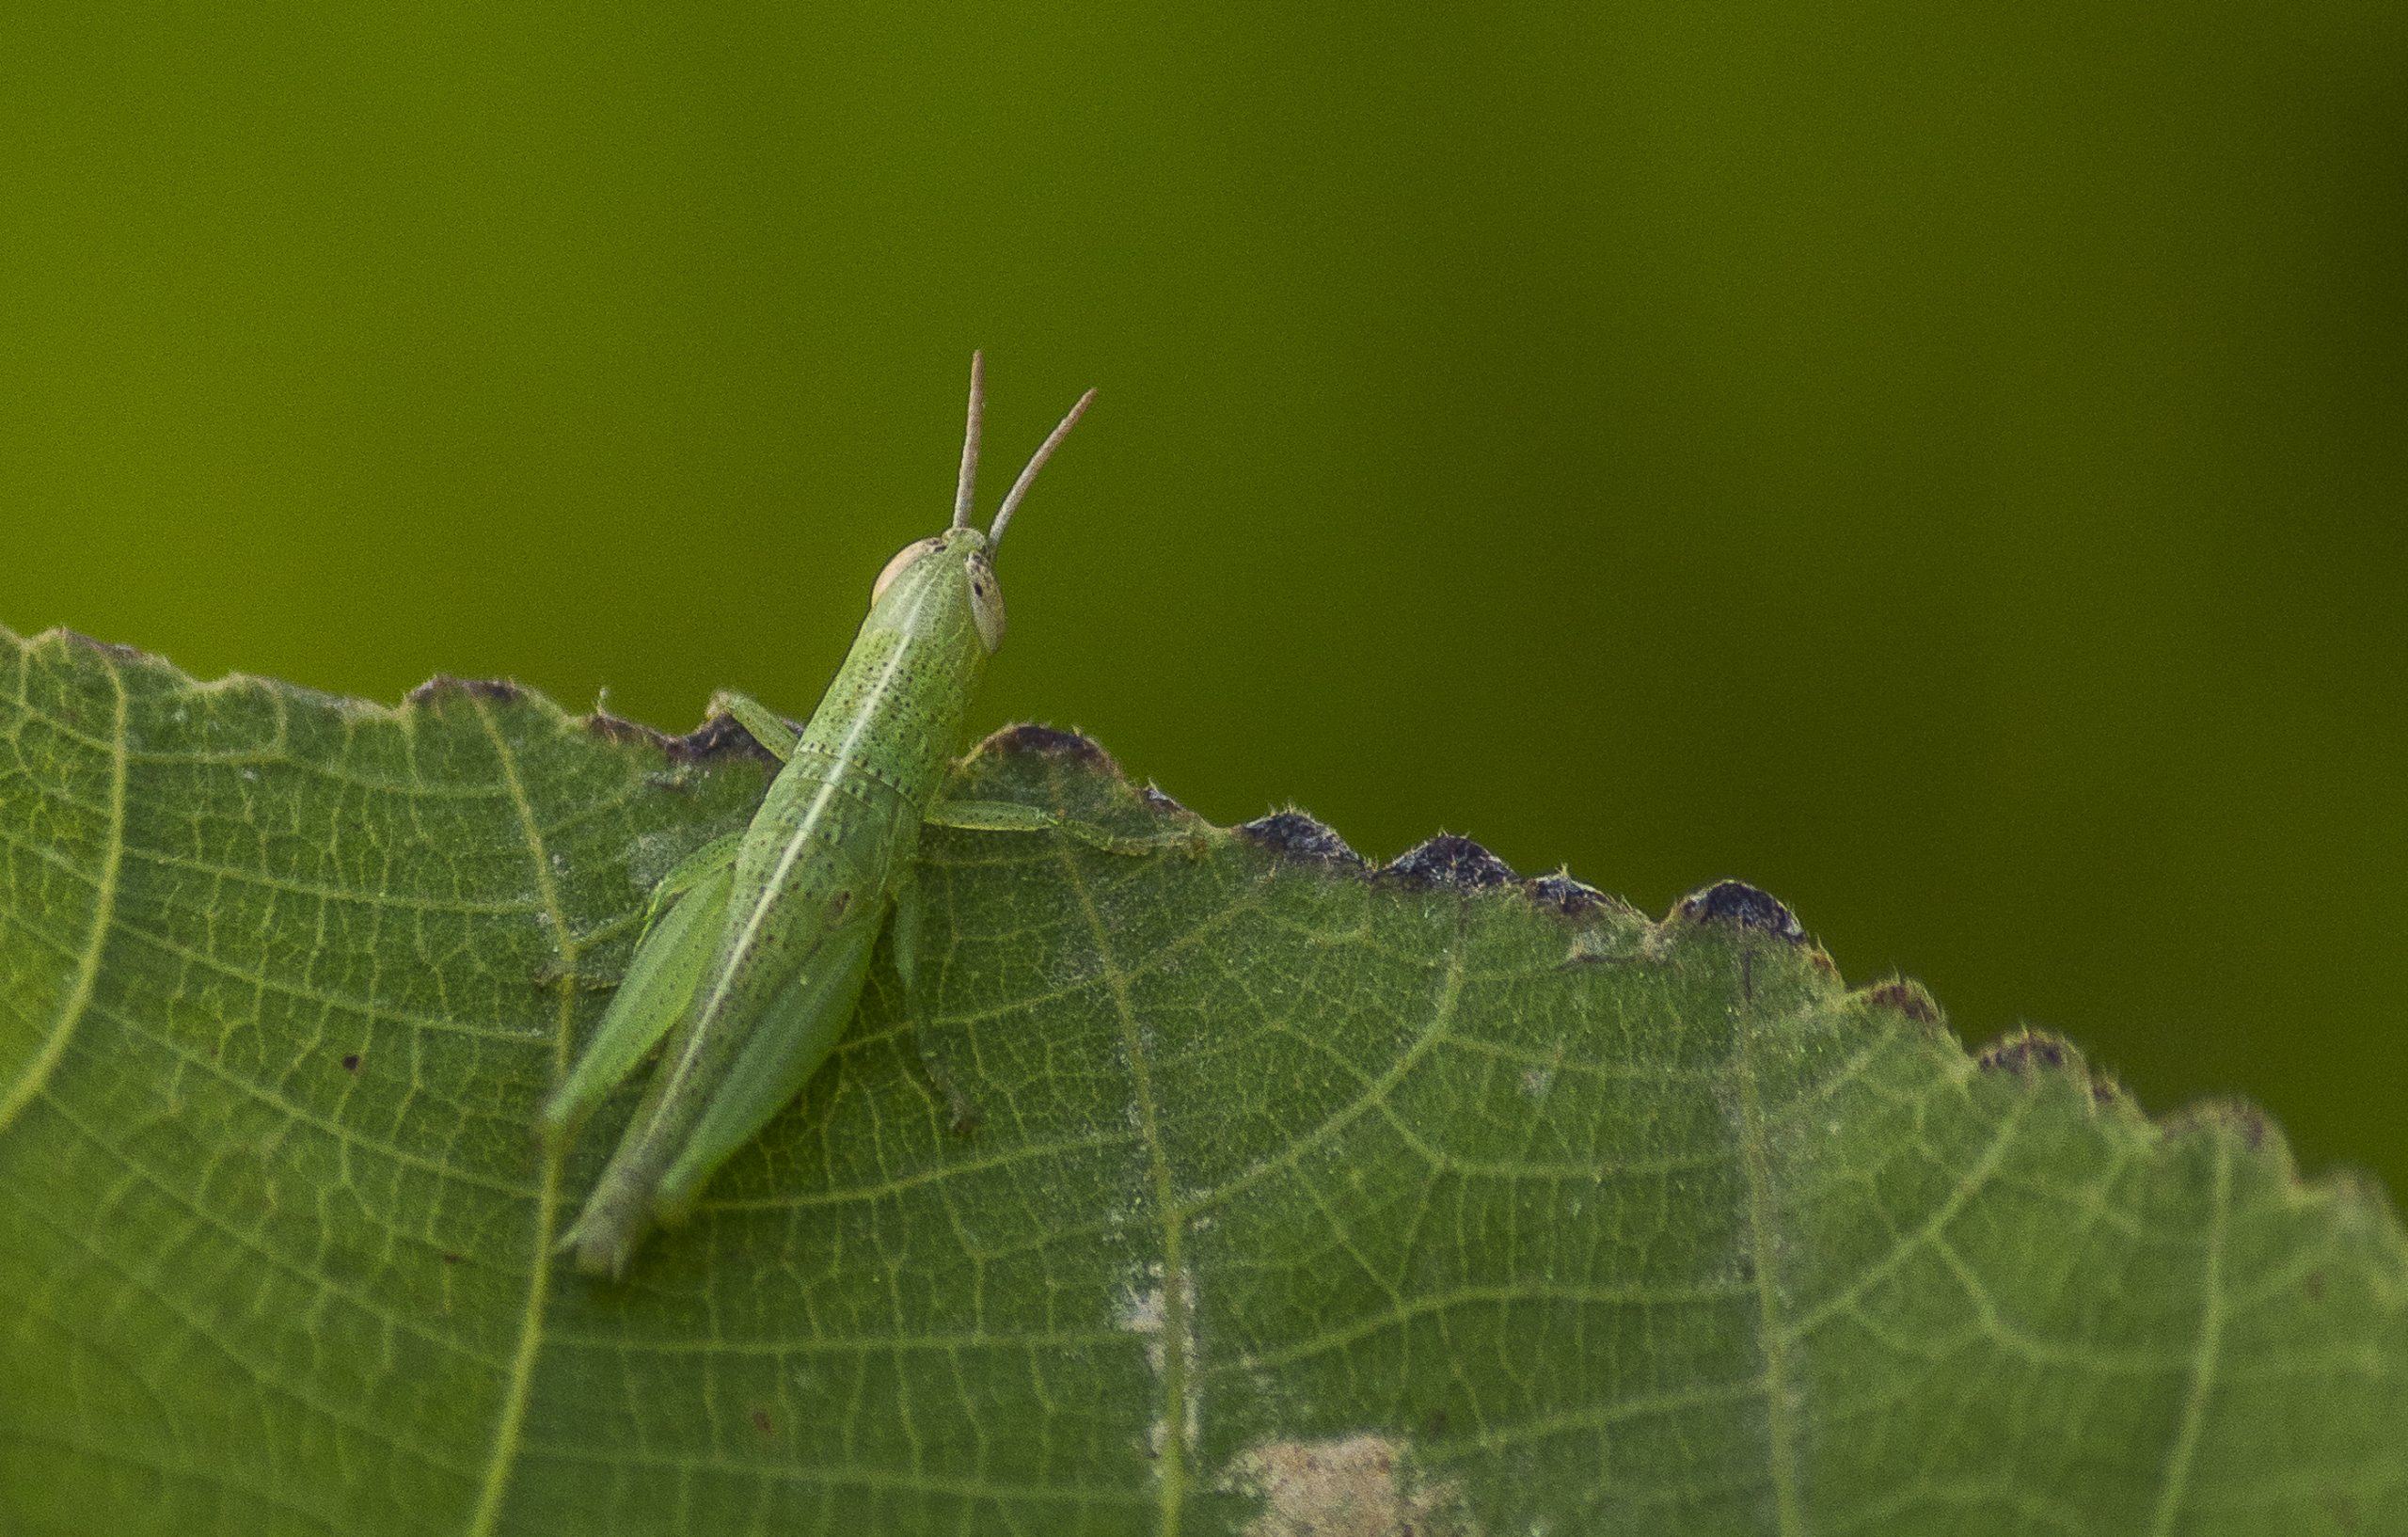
[3,5,2402,1192]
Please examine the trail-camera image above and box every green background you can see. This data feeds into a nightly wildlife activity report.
[2,0,2401,1206]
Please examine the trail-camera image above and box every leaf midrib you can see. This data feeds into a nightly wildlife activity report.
[463,697,581,1537]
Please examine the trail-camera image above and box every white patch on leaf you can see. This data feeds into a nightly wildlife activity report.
[1225,1434,1476,1537]
[1117,1261,1199,1460]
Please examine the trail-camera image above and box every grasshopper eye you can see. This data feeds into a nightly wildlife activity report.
[872,538,942,605]
[966,555,1006,652]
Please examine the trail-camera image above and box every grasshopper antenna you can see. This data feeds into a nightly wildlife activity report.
[989,385,1097,550]
[951,351,985,531]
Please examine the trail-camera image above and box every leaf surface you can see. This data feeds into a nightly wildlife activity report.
[1,626,2402,1536]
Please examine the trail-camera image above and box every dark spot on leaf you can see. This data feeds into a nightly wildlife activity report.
[583,710,667,749]
[340,1054,361,1073]
[2305,1269,2327,1302]
[1236,811,1364,868]
[405,675,523,706]
[1977,1033,2131,1118]
[1675,881,1804,941]
[671,712,784,765]
[441,1251,461,1265]
[1383,835,1516,890]
[1977,1032,2068,1073]
[1863,979,1940,1023]
[982,722,1118,775]
[1421,1407,1450,1438]
[830,890,851,920]
[1529,871,1607,916]
[750,1405,774,1438]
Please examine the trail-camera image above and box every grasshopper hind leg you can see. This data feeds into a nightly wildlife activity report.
[652,915,883,1227]
[560,1150,670,1279]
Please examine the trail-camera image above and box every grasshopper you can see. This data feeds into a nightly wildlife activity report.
[541,354,1114,1277]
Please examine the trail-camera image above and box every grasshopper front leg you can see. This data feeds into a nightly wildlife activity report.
[711,690,800,762]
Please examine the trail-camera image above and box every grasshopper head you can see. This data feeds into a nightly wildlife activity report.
[871,527,1006,653]
[868,352,1093,656]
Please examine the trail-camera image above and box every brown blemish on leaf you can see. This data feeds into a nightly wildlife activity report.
[980,721,1120,775]
[669,711,785,765]
[1228,1434,1474,1537]
[1978,1031,2070,1074]
[1236,810,1365,869]
[1672,879,1805,942]
[1863,978,1940,1024]
[404,675,524,707]
[1138,783,1191,818]
[1382,834,1515,891]
[1978,1029,2139,1117]
[749,1405,774,1439]
[582,709,668,749]
[340,1054,361,1073]
[1528,870,1607,916]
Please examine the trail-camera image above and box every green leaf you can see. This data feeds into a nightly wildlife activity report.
[2,624,2403,1537]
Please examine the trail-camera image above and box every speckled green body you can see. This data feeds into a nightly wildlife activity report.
[556,529,995,1274]
[543,353,1093,1277]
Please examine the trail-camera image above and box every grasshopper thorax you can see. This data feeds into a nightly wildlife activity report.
[867,353,1093,656]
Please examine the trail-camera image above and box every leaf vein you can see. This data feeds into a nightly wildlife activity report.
[0,655,125,1137]
[2147,1132,2234,1536]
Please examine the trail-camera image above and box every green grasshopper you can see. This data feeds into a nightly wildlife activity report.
[540,354,1107,1277]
